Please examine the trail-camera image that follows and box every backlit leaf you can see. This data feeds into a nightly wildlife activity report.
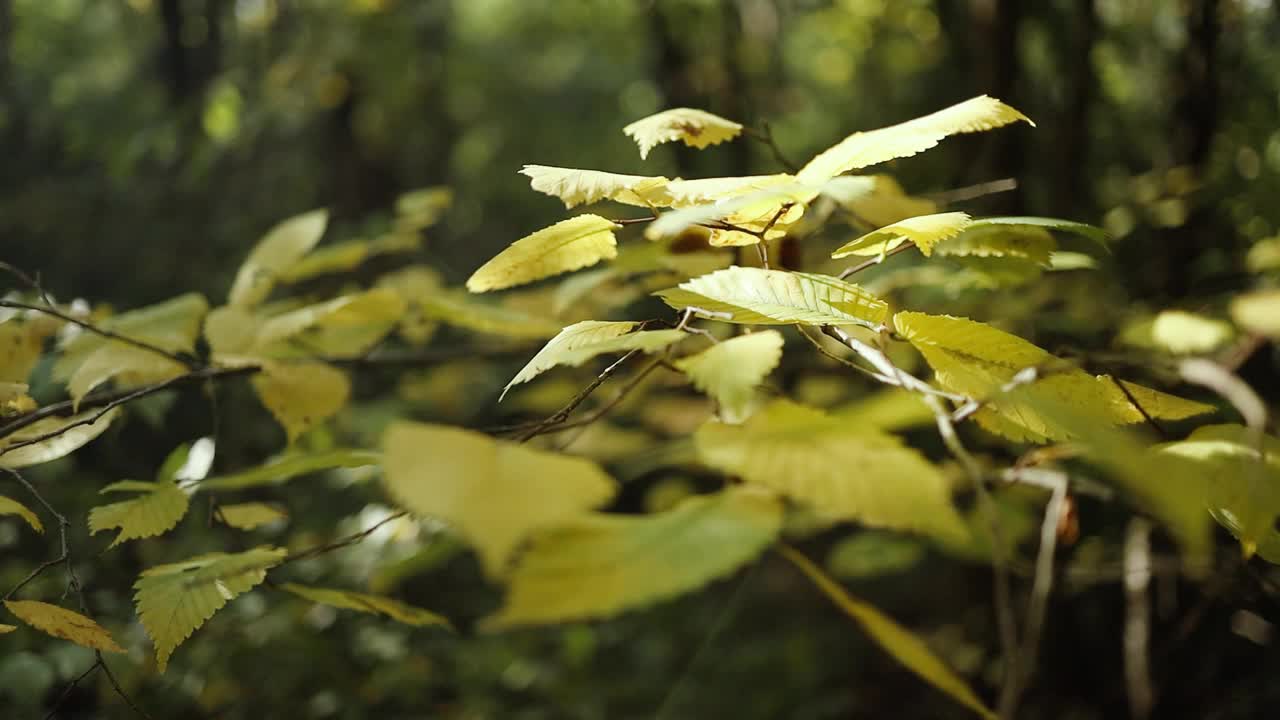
[218,502,288,530]
[483,488,781,629]
[250,289,406,358]
[832,212,972,258]
[466,215,620,293]
[134,546,287,672]
[251,361,350,442]
[655,267,889,328]
[0,495,43,533]
[4,600,124,654]
[933,224,1057,265]
[0,407,120,469]
[382,422,616,576]
[201,449,380,491]
[503,321,686,399]
[229,210,328,306]
[88,479,189,548]
[281,583,451,628]
[1232,290,1280,338]
[961,216,1109,251]
[675,330,783,423]
[1119,311,1235,355]
[623,108,743,159]
[520,165,671,208]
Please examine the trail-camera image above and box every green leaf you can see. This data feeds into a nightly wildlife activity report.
[417,292,566,339]
[382,422,616,576]
[88,479,190,548]
[1232,290,1280,338]
[278,233,421,284]
[933,224,1057,266]
[217,502,287,530]
[781,546,995,719]
[797,95,1032,185]
[229,209,328,306]
[831,388,935,431]
[832,212,972,258]
[466,215,620,293]
[961,216,1110,251]
[503,321,686,399]
[281,583,451,628]
[248,288,407,359]
[520,165,671,208]
[827,532,925,579]
[201,449,380,491]
[655,267,889,328]
[250,361,350,443]
[674,330,783,423]
[695,400,967,541]
[622,108,743,159]
[0,407,121,469]
[0,495,43,533]
[482,488,781,630]
[134,546,287,672]
[4,600,125,654]
[394,186,453,230]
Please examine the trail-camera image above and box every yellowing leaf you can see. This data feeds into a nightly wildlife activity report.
[781,547,994,719]
[623,108,743,159]
[961,216,1110,251]
[88,480,189,548]
[67,344,187,411]
[503,321,686,399]
[1232,290,1280,338]
[837,175,938,227]
[0,495,43,533]
[279,233,421,284]
[482,488,781,629]
[281,583,451,628]
[0,407,120,469]
[416,292,563,339]
[251,361,350,442]
[797,95,1033,185]
[3,600,124,653]
[655,267,889,328]
[201,449,380,491]
[382,422,616,576]
[0,624,14,633]
[249,289,406,359]
[520,165,671,208]
[1119,311,1235,355]
[675,330,784,423]
[696,400,967,540]
[466,215,620,293]
[661,174,800,207]
[832,212,972,258]
[134,546,287,672]
[218,502,287,530]
[1,320,55,383]
[229,209,328,306]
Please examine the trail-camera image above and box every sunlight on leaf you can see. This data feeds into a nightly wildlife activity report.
[0,407,121,469]
[832,212,972,258]
[229,209,329,306]
[520,165,671,208]
[623,108,743,159]
[675,330,783,423]
[0,495,43,533]
[656,267,889,327]
[503,321,686,399]
[466,215,620,293]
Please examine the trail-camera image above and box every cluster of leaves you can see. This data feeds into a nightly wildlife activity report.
[3,95,1279,718]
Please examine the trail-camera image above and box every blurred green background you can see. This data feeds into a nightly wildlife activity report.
[3,0,1280,718]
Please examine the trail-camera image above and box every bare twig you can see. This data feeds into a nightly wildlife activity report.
[924,178,1018,205]
[743,122,800,172]
[513,351,641,442]
[43,661,101,720]
[285,511,409,564]
[0,299,195,369]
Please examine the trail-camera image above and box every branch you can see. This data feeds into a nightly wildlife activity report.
[743,121,800,172]
[837,240,917,280]
[0,299,195,369]
[284,511,410,564]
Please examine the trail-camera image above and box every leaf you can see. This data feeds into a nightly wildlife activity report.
[218,502,287,530]
[134,546,287,672]
[0,407,120,469]
[932,224,1057,266]
[250,288,407,358]
[482,488,781,629]
[395,186,453,230]
[827,532,926,579]
[1118,311,1235,355]
[416,292,563,339]
[67,343,187,411]
[623,108,743,159]
[675,330,784,423]
[0,495,43,533]
[0,320,50,383]
[503,321,686,399]
[655,267,889,328]
[832,212,972,258]
[0,624,14,633]
[4,600,125,653]
[797,95,1032,185]
[836,175,939,227]
[201,449,380,491]
[466,215,620,293]
[961,216,1110,252]
[893,312,1213,443]
[88,479,189,548]
[832,389,935,431]
[279,233,421,284]
[382,422,616,576]
[281,583,451,628]
[1232,290,1280,338]
[780,547,995,719]
[696,400,967,540]
[519,165,671,208]
[251,361,350,443]
[1246,236,1280,273]
[1154,424,1280,562]
[229,209,328,306]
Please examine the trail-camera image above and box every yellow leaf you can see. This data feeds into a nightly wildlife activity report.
[696,400,967,540]
[395,186,453,230]
[1232,290,1280,338]
[836,175,939,228]
[201,449,379,491]
[503,321,686,399]
[780,546,995,719]
[0,407,120,469]
[483,488,781,630]
[134,546,287,672]
[0,320,52,383]
[519,165,671,208]
[932,224,1057,265]
[466,215,620,293]
[54,293,207,390]
[623,108,743,159]
[832,212,972,258]
[88,479,190,548]
[1119,311,1235,355]
[0,624,14,633]
[250,288,406,358]
[382,422,616,577]
[281,583,451,628]
[68,343,187,411]
[3,599,124,653]
[655,267,889,328]
[229,209,329,306]
[797,95,1033,185]
[675,330,784,423]
[218,502,288,530]
[251,361,350,442]
[279,233,421,284]
[416,291,563,339]
[0,495,43,533]
[831,388,935,432]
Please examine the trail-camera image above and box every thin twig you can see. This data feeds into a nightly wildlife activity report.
[284,511,409,564]
[513,351,641,442]
[924,178,1018,205]
[837,241,917,280]
[0,299,195,369]
[743,122,800,172]
[43,660,101,720]
[98,654,153,719]
[1110,377,1168,439]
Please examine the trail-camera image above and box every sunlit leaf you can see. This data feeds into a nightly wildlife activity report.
[520,165,671,208]
[382,422,616,576]
[134,546,287,672]
[88,479,189,548]
[933,224,1057,265]
[656,267,889,328]
[0,407,120,469]
[483,488,781,629]
[229,209,328,306]
[0,495,43,533]
[466,215,620,293]
[831,212,972,258]
[1118,311,1235,355]
[251,361,350,442]
[217,502,288,530]
[1232,290,1280,338]
[281,583,451,628]
[201,449,380,491]
[675,330,783,423]
[503,321,686,399]
[623,108,743,159]
[3,600,124,654]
